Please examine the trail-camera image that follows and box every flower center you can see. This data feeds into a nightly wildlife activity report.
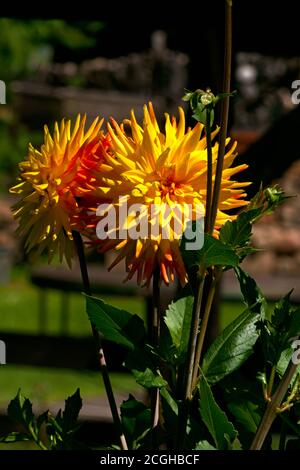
[160,178,178,197]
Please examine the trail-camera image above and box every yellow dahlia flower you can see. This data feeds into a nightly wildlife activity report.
[10,115,106,265]
[88,103,250,286]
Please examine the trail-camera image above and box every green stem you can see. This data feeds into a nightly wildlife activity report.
[250,359,298,450]
[267,365,276,398]
[192,271,220,389]
[209,0,233,232]
[72,231,128,451]
[204,109,213,234]
[176,271,205,448]
[184,273,205,401]
[151,266,161,449]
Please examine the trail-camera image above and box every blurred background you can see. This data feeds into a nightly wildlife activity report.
[0,2,299,448]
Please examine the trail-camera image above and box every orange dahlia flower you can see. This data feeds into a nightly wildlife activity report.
[10,115,108,265]
[84,103,250,286]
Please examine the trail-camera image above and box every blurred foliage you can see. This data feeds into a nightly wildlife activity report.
[0,18,104,181]
[0,111,41,187]
[0,18,104,81]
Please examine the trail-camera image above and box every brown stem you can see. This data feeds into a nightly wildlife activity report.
[176,271,205,448]
[184,273,205,401]
[72,230,128,451]
[151,265,161,448]
[250,359,298,450]
[210,0,232,232]
[204,109,213,234]
[192,271,220,389]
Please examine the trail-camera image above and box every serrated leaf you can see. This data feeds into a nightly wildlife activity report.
[164,296,193,363]
[121,395,151,449]
[132,368,167,389]
[272,291,293,328]
[37,410,49,429]
[62,389,82,433]
[7,389,35,429]
[219,209,260,260]
[86,295,146,350]
[234,267,267,318]
[199,376,237,449]
[181,232,239,270]
[202,309,260,383]
[194,440,217,450]
[264,293,300,367]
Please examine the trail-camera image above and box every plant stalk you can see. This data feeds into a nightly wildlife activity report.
[204,108,213,234]
[210,0,233,232]
[192,271,220,389]
[176,272,205,448]
[184,273,205,401]
[151,265,161,448]
[267,365,276,398]
[72,230,128,451]
[250,359,298,450]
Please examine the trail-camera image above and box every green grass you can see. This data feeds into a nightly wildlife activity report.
[0,267,145,336]
[0,365,138,407]
[0,266,246,411]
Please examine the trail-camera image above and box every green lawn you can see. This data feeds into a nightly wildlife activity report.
[0,266,245,409]
[0,267,145,336]
[0,366,138,407]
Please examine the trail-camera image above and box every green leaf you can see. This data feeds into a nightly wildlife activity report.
[86,295,146,350]
[229,437,243,450]
[62,389,82,433]
[199,376,237,449]
[194,440,217,450]
[164,296,193,363]
[0,432,30,443]
[271,291,293,328]
[262,293,300,367]
[132,368,167,389]
[120,395,151,449]
[160,388,179,440]
[219,209,260,260]
[234,267,267,319]
[202,309,260,383]
[276,347,294,377]
[160,387,178,416]
[36,410,49,429]
[7,389,35,430]
[192,107,214,126]
[227,401,260,434]
[125,347,169,390]
[181,233,239,271]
